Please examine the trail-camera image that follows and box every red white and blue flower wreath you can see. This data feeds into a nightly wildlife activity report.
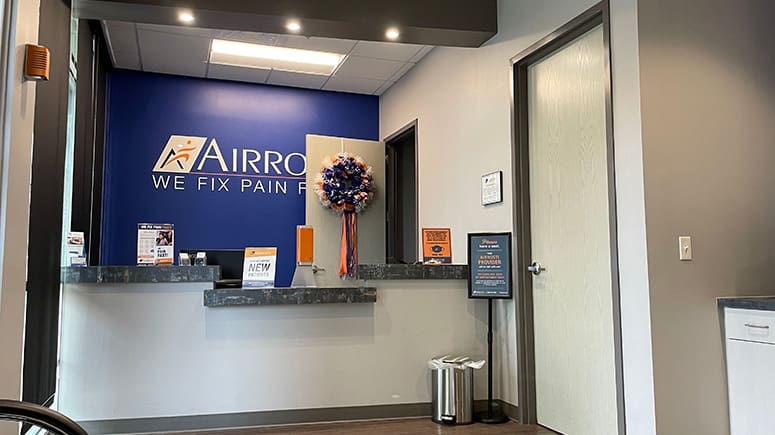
[314,153,375,278]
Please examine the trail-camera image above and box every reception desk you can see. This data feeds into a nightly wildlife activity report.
[58,265,490,434]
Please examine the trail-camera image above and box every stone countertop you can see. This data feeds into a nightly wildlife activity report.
[718,296,775,312]
[357,264,469,280]
[204,287,377,307]
[62,266,221,284]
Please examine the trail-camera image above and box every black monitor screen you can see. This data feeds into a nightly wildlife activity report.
[181,249,243,280]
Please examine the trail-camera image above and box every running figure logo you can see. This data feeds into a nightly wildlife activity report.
[152,135,208,173]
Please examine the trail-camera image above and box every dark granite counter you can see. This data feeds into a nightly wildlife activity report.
[358,264,468,280]
[204,287,377,307]
[62,266,221,284]
[718,296,775,312]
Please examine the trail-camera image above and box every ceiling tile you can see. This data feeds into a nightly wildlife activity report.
[281,35,357,54]
[323,76,384,95]
[137,29,210,77]
[349,41,424,62]
[206,63,271,84]
[208,29,285,46]
[408,46,434,64]
[103,21,141,70]
[334,56,404,81]
[374,81,395,95]
[136,23,215,38]
[388,62,416,83]
[267,70,327,90]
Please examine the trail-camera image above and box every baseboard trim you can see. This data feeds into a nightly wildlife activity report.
[497,399,520,420]
[79,400,521,434]
[79,403,432,434]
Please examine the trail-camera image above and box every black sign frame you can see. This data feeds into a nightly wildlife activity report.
[467,232,514,299]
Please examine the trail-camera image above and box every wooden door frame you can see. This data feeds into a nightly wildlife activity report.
[509,2,626,433]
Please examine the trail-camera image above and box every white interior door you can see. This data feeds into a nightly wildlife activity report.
[527,25,619,435]
[305,135,385,287]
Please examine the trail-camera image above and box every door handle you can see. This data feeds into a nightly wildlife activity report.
[527,262,545,276]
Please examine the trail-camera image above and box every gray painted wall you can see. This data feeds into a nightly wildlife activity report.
[638,0,775,433]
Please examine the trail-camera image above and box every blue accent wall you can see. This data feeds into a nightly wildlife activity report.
[101,70,379,286]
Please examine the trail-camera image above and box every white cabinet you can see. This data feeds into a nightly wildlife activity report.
[724,308,775,435]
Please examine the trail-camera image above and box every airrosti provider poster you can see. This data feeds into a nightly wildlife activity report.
[101,70,378,285]
[242,247,277,288]
[422,228,452,264]
[468,232,513,299]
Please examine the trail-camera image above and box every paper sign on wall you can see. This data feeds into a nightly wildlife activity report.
[242,247,277,288]
[137,223,174,266]
[422,228,452,264]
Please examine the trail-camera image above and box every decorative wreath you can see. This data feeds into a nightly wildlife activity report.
[314,153,375,214]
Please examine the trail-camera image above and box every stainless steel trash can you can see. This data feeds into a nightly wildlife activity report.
[431,366,474,425]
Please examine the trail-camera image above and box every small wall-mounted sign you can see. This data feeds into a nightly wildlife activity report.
[481,171,503,206]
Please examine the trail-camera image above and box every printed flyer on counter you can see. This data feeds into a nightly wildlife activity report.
[422,228,452,264]
[137,223,174,266]
[65,231,87,267]
[242,247,277,288]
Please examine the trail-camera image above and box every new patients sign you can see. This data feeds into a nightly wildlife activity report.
[101,70,378,285]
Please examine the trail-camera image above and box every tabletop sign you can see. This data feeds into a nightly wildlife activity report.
[481,171,503,206]
[137,223,174,266]
[468,232,513,299]
[242,247,277,288]
[422,228,452,264]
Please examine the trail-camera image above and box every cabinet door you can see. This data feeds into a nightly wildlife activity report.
[305,135,385,286]
[726,339,775,435]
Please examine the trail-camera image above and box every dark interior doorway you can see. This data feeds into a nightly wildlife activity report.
[385,121,418,264]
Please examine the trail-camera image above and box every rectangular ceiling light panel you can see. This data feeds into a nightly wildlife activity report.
[210,39,345,76]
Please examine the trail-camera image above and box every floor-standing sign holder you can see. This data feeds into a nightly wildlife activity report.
[467,232,513,425]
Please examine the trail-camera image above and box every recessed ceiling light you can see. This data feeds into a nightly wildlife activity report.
[386,28,400,40]
[210,39,346,75]
[286,21,301,32]
[178,11,194,23]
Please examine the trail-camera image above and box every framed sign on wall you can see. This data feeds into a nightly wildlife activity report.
[467,232,513,299]
[481,171,503,206]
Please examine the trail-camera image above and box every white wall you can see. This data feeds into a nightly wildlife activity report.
[380,0,600,407]
[58,281,488,421]
[608,0,657,433]
[0,1,39,434]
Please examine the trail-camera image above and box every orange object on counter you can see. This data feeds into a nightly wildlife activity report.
[296,225,314,265]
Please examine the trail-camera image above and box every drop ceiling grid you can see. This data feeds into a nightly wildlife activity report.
[103,21,433,95]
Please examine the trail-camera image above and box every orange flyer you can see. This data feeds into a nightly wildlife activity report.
[422,228,452,264]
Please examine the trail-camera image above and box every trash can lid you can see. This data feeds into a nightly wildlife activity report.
[440,355,470,363]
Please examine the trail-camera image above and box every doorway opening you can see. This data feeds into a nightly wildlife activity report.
[385,120,418,264]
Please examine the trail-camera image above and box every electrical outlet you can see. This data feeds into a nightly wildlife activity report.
[679,236,692,261]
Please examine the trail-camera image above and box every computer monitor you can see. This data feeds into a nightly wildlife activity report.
[180,249,244,285]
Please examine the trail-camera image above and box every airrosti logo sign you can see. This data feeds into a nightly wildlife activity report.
[153,135,208,174]
[150,135,307,195]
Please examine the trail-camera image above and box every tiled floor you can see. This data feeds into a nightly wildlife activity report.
[159,418,557,434]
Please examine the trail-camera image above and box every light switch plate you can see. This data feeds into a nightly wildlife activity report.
[679,236,692,261]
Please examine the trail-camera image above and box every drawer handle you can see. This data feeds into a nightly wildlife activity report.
[745,323,770,330]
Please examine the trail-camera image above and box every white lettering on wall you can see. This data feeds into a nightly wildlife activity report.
[242,149,261,173]
[197,139,228,172]
[285,152,306,176]
[152,174,171,190]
